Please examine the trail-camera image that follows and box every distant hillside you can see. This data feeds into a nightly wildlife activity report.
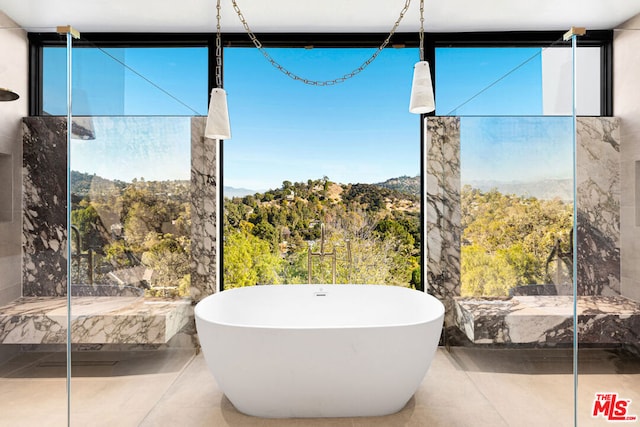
[71,171,189,201]
[225,176,421,200]
[375,176,571,201]
[71,171,127,197]
[375,175,420,197]
[224,186,257,198]
[465,179,572,201]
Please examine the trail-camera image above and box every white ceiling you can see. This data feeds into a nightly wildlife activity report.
[0,0,640,34]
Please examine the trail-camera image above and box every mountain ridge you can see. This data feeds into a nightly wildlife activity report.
[73,171,572,202]
[464,178,572,201]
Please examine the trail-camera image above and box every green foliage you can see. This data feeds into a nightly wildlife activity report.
[141,233,190,293]
[74,172,422,292]
[374,218,415,248]
[343,184,387,212]
[224,230,284,287]
[71,202,108,252]
[410,267,422,291]
[223,178,421,288]
[461,186,572,297]
[461,245,518,296]
[71,173,191,298]
[104,239,135,267]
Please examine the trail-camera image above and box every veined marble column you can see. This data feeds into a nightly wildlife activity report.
[425,117,461,327]
[190,117,217,302]
[22,117,68,296]
[576,117,621,296]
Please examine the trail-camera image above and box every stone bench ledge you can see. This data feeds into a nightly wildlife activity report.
[454,295,640,345]
[0,296,192,345]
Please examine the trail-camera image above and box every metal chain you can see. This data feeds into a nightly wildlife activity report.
[419,0,424,61]
[230,0,413,86]
[216,0,222,88]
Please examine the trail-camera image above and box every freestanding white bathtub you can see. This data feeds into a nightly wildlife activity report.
[194,284,444,418]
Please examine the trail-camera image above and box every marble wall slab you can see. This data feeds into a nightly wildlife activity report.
[22,117,68,297]
[576,117,621,296]
[190,117,217,303]
[425,117,461,327]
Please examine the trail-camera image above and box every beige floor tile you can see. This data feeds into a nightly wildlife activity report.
[576,372,640,426]
[0,378,67,427]
[2,347,640,426]
[415,349,510,426]
[140,406,230,427]
[69,375,183,427]
[449,347,575,426]
[0,351,56,378]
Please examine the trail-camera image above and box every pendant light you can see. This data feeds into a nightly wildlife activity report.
[0,88,19,102]
[205,0,231,140]
[409,0,435,114]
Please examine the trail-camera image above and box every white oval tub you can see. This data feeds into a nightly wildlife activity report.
[194,284,445,418]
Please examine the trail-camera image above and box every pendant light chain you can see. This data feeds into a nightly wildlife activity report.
[216,0,223,88]
[419,0,424,61]
[230,0,412,86]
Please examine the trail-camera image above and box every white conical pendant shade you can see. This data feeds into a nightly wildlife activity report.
[205,88,231,140]
[409,61,435,114]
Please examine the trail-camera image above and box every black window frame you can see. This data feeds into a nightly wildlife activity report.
[27,32,216,117]
[218,33,424,291]
[428,30,613,116]
[27,30,613,293]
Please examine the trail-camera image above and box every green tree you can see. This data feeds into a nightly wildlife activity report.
[460,186,572,296]
[141,234,190,296]
[224,230,284,287]
[71,203,108,251]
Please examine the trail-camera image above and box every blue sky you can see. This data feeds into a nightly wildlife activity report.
[45,47,208,116]
[461,116,572,183]
[438,48,572,184]
[48,44,574,188]
[436,47,543,116]
[223,47,420,190]
[71,117,192,182]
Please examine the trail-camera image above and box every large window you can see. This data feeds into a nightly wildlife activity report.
[434,43,604,297]
[29,32,612,296]
[459,116,573,297]
[70,117,192,297]
[222,46,422,289]
[32,39,208,298]
[34,40,209,116]
[436,46,602,116]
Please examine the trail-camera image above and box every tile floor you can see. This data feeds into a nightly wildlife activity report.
[0,346,639,426]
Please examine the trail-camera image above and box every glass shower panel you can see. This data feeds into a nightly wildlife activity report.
[459,116,574,298]
[429,39,578,427]
[44,46,208,116]
[443,115,578,425]
[435,46,602,117]
[574,31,640,425]
[436,47,545,116]
[67,40,205,426]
